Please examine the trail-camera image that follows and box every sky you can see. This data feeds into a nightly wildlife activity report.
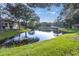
[32,4,64,23]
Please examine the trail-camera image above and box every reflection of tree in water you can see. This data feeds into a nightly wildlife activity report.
[2,37,39,48]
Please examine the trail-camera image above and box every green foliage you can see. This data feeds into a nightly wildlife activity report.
[6,3,40,30]
[56,4,79,29]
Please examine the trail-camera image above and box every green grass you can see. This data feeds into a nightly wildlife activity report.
[0,29,27,41]
[59,28,79,33]
[0,33,79,56]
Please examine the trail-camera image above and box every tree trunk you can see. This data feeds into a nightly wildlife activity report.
[25,32,27,38]
[25,21,27,38]
[18,21,21,40]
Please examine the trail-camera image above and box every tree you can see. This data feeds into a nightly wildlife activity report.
[56,3,79,28]
[27,3,61,8]
[27,16,40,30]
[6,3,40,38]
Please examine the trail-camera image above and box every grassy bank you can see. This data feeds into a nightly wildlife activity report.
[0,29,27,41]
[0,33,79,56]
[59,28,79,33]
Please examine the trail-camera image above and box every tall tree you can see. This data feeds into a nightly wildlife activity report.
[56,3,79,28]
[6,3,40,38]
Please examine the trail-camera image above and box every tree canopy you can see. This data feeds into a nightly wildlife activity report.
[55,3,79,28]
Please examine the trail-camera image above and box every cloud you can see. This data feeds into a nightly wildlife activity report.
[48,11,56,14]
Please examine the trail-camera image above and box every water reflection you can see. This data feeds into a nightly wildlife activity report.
[2,30,62,47]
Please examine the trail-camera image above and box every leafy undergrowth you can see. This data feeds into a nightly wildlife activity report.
[0,33,79,56]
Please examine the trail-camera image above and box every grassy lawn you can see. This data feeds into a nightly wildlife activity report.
[0,33,79,56]
[59,28,79,34]
[0,29,27,41]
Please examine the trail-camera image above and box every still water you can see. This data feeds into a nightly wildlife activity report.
[2,30,62,47]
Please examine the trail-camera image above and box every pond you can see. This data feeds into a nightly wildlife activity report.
[2,30,62,47]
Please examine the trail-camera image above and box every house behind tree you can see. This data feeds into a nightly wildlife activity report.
[0,19,19,30]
